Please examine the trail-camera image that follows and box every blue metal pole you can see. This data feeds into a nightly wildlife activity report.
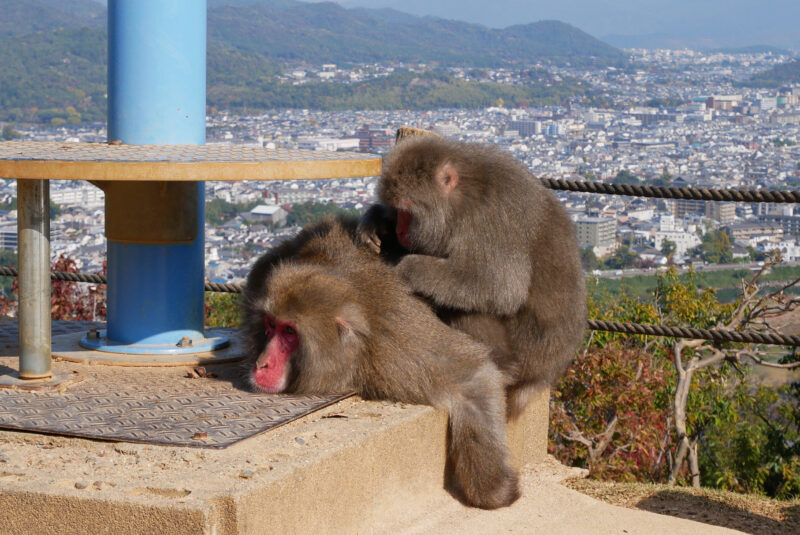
[105,0,207,347]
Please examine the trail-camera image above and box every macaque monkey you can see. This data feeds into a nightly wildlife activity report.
[243,217,519,509]
[359,136,587,419]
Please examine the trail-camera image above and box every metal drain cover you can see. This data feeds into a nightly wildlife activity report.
[0,387,351,448]
[0,321,352,448]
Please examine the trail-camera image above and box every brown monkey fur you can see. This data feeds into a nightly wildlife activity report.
[242,217,519,509]
[359,136,587,419]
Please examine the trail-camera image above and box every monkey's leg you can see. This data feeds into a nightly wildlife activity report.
[444,360,520,509]
[441,311,516,378]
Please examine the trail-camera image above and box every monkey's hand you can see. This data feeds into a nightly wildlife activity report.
[357,204,393,255]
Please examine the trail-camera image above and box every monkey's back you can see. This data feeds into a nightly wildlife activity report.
[445,141,587,389]
[487,151,586,389]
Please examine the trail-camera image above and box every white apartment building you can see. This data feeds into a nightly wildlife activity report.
[654,215,701,256]
[50,186,105,208]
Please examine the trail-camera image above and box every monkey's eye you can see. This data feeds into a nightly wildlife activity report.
[264,316,276,337]
[284,326,296,335]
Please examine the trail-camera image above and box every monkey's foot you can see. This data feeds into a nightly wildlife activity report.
[461,468,521,510]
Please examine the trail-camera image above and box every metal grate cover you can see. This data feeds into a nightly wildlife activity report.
[0,321,352,448]
[0,141,382,182]
[0,387,351,449]
[0,141,378,163]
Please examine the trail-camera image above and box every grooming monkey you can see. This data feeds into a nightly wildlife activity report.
[359,135,587,419]
[243,217,520,509]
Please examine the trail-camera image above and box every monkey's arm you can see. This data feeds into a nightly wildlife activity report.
[356,204,392,254]
[396,252,531,316]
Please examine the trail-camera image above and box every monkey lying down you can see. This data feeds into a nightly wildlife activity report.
[242,217,519,509]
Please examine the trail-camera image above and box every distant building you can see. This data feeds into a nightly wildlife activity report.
[655,229,701,256]
[509,119,542,137]
[246,205,287,227]
[757,96,777,111]
[0,224,16,252]
[544,122,566,137]
[50,186,105,208]
[654,216,701,256]
[706,95,742,111]
[672,199,705,218]
[757,214,800,237]
[356,125,394,153]
[0,223,63,252]
[432,122,459,137]
[270,187,314,205]
[705,202,736,224]
[631,140,678,152]
[777,240,800,262]
[725,221,783,241]
[575,217,616,253]
[312,138,359,152]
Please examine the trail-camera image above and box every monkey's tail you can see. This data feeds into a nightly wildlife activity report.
[447,364,520,509]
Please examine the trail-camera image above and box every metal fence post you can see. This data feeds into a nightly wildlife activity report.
[17,179,51,379]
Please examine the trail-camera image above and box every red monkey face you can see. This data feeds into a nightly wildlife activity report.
[395,204,413,249]
[251,314,299,393]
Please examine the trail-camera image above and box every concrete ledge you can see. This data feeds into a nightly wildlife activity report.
[0,384,549,535]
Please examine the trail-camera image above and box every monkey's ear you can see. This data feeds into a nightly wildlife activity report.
[335,303,370,340]
[436,163,459,194]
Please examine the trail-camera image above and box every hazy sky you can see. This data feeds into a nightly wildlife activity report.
[336,0,800,49]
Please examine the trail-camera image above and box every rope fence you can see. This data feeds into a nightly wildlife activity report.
[4,177,800,346]
[1,266,799,346]
[0,266,244,293]
[540,178,800,203]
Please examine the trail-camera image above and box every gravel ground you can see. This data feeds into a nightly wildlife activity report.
[566,478,800,535]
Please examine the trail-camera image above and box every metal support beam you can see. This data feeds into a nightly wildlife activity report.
[17,179,51,379]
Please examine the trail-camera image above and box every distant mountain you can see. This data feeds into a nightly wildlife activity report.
[341,0,800,50]
[0,0,104,35]
[208,0,301,8]
[208,3,625,67]
[0,0,622,123]
[0,0,624,67]
[741,59,800,88]
[0,28,107,124]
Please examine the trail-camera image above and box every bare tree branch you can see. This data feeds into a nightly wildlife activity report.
[734,350,800,369]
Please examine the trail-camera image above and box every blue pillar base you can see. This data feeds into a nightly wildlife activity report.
[79,329,229,355]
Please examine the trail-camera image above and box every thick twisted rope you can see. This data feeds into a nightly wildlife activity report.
[202,280,244,293]
[0,266,243,293]
[587,319,800,347]
[540,178,800,203]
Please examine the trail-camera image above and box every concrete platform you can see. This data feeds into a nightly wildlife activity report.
[0,368,547,535]
[0,314,548,535]
[0,323,744,534]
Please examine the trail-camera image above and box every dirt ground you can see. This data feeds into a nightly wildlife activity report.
[566,477,800,535]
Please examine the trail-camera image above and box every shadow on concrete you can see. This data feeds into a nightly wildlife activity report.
[636,490,800,535]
